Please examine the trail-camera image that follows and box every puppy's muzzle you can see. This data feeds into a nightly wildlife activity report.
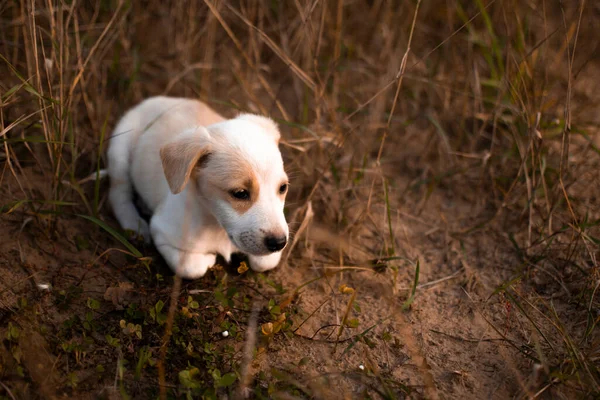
[264,235,287,252]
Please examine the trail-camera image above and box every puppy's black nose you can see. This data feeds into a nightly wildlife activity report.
[264,235,287,252]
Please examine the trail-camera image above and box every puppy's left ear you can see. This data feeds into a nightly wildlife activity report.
[236,114,281,144]
[160,127,212,194]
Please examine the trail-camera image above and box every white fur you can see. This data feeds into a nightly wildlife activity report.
[106,96,289,279]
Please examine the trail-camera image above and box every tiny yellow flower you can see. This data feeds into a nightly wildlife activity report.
[181,306,192,318]
[261,322,274,336]
[237,261,249,274]
[339,284,355,294]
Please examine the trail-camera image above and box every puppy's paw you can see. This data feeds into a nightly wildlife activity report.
[123,219,151,244]
[248,252,282,272]
[174,253,217,280]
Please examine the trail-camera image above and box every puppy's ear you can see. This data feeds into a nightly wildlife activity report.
[160,127,211,194]
[236,114,281,144]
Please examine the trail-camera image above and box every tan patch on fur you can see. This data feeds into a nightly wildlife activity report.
[206,152,260,215]
[228,176,258,214]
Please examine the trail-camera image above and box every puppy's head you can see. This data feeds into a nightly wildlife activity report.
[160,114,289,260]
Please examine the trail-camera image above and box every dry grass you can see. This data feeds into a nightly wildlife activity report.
[1,0,599,399]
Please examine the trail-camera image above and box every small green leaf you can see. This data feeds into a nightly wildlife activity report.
[187,296,199,309]
[297,357,310,366]
[155,300,164,313]
[6,322,19,341]
[149,300,166,325]
[269,305,281,316]
[87,297,101,310]
[106,335,120,348]
[345,318,360,328]
[217,372,237,387]
[214,290,229,307]
[179,367,202,389]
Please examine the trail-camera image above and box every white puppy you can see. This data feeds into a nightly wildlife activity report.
[106,96,289,279]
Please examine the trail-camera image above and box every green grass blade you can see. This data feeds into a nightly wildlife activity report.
[504,289,555,351]
[95,111,111,216]
[0,199,79,214]
[403,260,420,310]
[383,178,395,256]
[77,214,142,257]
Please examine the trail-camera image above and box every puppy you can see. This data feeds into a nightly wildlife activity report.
[106,96,289,279]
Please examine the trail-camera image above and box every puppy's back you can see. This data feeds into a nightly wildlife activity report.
[108,96,225,217]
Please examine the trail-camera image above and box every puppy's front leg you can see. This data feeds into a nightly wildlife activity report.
[248,251,283,272]
[155,244,217,279]
[150,208,217,279]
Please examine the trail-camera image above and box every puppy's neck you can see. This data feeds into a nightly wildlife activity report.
[186,179,220,226]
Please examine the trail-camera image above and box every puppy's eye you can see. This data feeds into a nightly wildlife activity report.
[279,183,288,194]
[230,189,250,200]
